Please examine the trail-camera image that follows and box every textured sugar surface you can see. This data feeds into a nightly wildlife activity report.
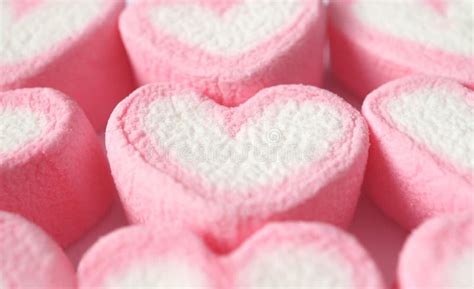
[0,108,46,154]
[150,0,303,55]
[143,94,344,192]
[236,244,351,287]
[444,249,474,286]
[0,213,69,288]
[353,0,473,55]
[104,259,211,288]
[0,0,101,64]
[386,86,474,171]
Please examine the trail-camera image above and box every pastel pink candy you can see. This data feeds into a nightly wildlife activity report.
[0,88,114,246]
[362,76,473,229]
[0,211,76,289]
[398,213,473,288]
[328,0,474,98]
[119,0,326,106]
[0,0,134,130]
[78,222,386,288]
[106,83,369,251]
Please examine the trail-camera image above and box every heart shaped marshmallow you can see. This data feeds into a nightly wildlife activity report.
[78,222,386,288]
[0,211,76,288]
[0,0,134,130]
[328,0,474,98]
[119,0,326,106]
[0,88,114,246]
[398,213,473,288]
[362,76,474,229]
[106,83,369,251]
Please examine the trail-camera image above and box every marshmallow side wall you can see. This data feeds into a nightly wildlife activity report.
[0,88,114,246]
[362,76,473,229]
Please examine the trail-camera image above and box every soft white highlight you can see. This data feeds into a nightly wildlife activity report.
[236,244,352,288]
[143,94,344,192]
[353,0,473,56]
[105,259,212,289]
[150,0,303,55]
[0,274,5,289]
[0,0,101,64]
[0,108,46,154]
[386,86,474,171]
[444,249,474,287]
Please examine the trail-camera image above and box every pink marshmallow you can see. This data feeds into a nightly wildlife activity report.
[78,225,226,288]
[328,0,474,98]
[106,83,369,251]
[0,88,114,246]
[119,0,326,106]
[78,222,386,288]
[362,76,473,230]
[398,213,473,288]
[0,211,76,289]
[0,0,134,130]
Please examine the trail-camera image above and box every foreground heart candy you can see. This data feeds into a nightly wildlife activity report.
[0,88,114,246]
[328,0,474,98]
[0,0,134,130]
[78,222,386,288]
[362,76,474,229]
[0,211,75,288]
[106,83,369,251]
[119,0,326,106]
[397,213,473,288]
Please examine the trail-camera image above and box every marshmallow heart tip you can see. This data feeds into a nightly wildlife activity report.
[119,0,326,106]
[0,0,134,131]
[328,0,474,98]
[78,222,386,289]
[0,211,76,289]
[398,213,474,288]
[106,83,369,252]
[362,75,474,230]
[0,87,114,246]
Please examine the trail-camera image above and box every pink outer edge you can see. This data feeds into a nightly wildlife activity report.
[0,0,134,131]
[397,213,473,287]
[0,88,114,247]
[77,225,227,288]
[224,222,386,288]
[106,83,369,252]
[119,0,326,106]
[0,211,76,289]
[361,75,474,230]
[77,222,386,288]
[328,0,474,99]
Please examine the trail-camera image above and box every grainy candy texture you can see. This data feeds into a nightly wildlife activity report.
[329,0,474,98]
[106,83,369,251]
[0,211,76,289]
[362,76,474,230]
[120,0,326,106]
[398,213,473,288]
[0,0,134,130]
[78,222,386,288]
[0,88,114,247]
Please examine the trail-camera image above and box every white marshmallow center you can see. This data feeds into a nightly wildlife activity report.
[0,108,46,154]
[386,86,474,171]
[353,0,473,56]
[150,0,304,55]
[444,249,474,287]
[0,0,101,64]
[236,245,352,288]
[143,94,345,192]
[105,259,212,289]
